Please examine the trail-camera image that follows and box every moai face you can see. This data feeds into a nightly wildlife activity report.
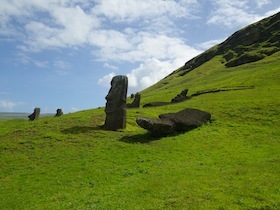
[104,75,128,130]
[28,107,40,121]
[105,75,128,114]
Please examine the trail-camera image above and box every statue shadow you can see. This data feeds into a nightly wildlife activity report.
[61,126,103,134]
[120,129,196,144]
[119,132,165,144]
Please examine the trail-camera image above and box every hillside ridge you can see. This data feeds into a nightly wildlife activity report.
[176,12,280,76]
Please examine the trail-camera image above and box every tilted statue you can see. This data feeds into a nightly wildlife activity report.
[104,75,128,130]
[127,92,141,108]
[28,107,40,121]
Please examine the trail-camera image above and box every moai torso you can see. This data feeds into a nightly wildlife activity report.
[104,75,128,130]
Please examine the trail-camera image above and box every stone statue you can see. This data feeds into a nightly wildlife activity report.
[137,108,211,137]
[28,107,40,121]
[127,92,141,108]
[55,109,63,117]
[171,89,189,103]
[104,75,128,130]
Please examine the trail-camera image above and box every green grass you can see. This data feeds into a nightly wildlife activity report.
[1,52,280,209]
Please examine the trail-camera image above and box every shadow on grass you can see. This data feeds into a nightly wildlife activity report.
[119,132,162,144]
[61,126,103,134]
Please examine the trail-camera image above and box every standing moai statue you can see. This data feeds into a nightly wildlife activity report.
[55,108,63,117]
[28,107,40,121]
[127,92,141,108]
[104,75,128,130]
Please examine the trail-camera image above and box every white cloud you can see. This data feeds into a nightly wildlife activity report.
[96,30,202,93]
[265,7,280,16]
[195,39,225,51]
[207,0,257,28]
[92,31,201,63]
[103,63,119,70]
[0,100,19,111]
[256,0,271,8]
[89,29,132,52]
[127,59,174,91]
[23,21,64,51]
[207,0,278,28]
[16,52,49,68]
[16,52,48,67]
[53,59,71,75]
[51,5,100,44]
[92,0,198,22]
[98,72,116,87]
[0,0,199,53]
[100,40,201,94]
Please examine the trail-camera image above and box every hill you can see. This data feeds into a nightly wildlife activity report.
[177,11,280,75]
[0,13,279,209]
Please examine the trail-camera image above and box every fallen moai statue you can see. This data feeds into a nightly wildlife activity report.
[143,102,170,108]
[136,108,211,137]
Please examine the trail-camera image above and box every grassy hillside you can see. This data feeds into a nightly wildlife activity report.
[1,49,279,209]
[179,12,279,74]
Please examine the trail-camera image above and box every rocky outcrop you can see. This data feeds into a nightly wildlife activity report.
[178,12,280,74]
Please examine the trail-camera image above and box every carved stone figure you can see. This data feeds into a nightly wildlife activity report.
[171,89,189,103]
[104,75,128,130]
[28,108,40,121]
[127,92,141,108]
[55,109,63,117]
[136,108,211,137]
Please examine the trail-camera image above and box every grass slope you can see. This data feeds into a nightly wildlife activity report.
[1,51,279,209]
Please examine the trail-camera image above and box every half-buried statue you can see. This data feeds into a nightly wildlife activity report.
[104,75,128,130]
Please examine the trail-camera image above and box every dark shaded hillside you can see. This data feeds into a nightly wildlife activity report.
[178,12,280,76]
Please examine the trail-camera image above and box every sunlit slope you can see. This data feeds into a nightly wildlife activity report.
[138,12,279,105]
[139,51,280,106]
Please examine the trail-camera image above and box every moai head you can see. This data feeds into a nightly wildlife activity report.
[28,107,40,121]
[134,92,141,106]
[104,75,128,130]
[55,109,63,117]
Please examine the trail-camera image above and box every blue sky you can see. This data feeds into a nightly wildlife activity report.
[0,0,279,113]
